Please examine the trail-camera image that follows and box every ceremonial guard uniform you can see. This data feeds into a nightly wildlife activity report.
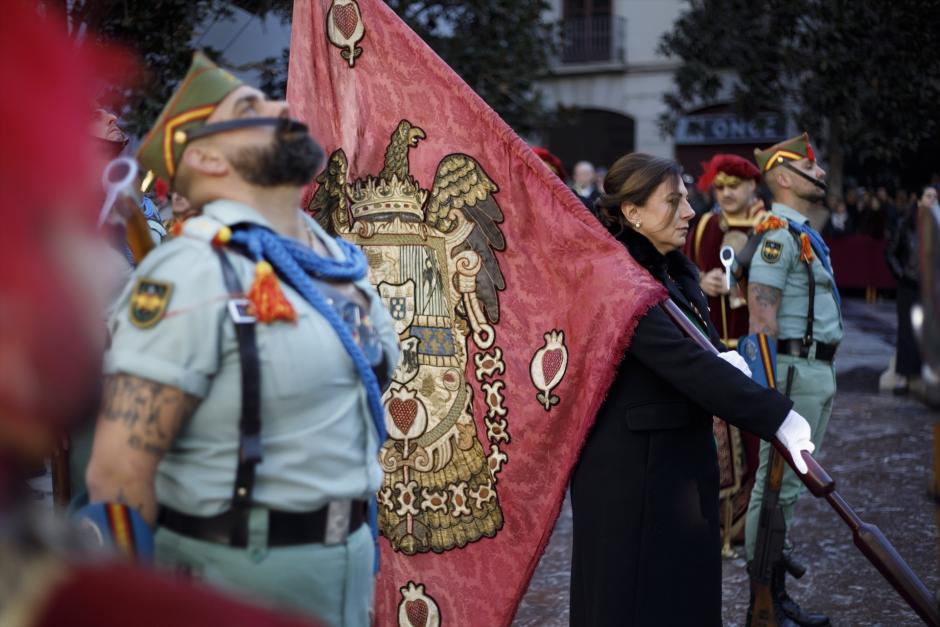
[743,134,840,626]
[88,54,399,626]
[109,203,396,623]
[686,154,766,347]
[685,154,767,551]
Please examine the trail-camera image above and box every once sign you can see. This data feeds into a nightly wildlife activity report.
[675,112,787,145]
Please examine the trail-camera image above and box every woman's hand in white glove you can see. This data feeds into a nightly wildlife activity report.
[717,350,752,378]
[775,410,815,474]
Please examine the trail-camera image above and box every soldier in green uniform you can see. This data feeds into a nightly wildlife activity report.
[85,52,400,627]
[744,133,840,627]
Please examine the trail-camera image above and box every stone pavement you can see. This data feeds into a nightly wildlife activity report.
[513,297,939,626]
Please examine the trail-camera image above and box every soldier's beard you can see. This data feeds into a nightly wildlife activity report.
[799,184,828,204]
[229,128,324,188]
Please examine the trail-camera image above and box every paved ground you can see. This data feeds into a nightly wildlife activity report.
[513,297,939,626]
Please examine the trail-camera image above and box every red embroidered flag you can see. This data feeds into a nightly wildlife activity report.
[288,2,665,624]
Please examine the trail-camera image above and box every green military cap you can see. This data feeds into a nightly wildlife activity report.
[754,132,817,174]
[136,51,243,184]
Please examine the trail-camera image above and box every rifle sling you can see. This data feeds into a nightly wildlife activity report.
[214,249,262,545]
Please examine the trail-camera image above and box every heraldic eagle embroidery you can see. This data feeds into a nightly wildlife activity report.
[308,120,509,555]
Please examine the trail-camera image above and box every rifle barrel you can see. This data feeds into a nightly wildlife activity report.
[827,491,940,626]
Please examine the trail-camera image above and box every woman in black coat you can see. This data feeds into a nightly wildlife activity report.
[570,154,814,626]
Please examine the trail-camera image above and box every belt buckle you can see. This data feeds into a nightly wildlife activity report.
[228,298,256,324]
[324,500,352,545]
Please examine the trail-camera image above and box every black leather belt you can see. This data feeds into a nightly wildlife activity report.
[158,501,367,548]
[778,339,838,363]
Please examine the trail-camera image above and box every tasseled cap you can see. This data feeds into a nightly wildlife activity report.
[136,51,244,184]
[696,153,761,192]
[754,132,817,174]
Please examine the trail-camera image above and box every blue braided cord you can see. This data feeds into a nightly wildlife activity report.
[140,196,160,221]
[228,225,386,568]
[786,219,842,311]
[279,237,368,281]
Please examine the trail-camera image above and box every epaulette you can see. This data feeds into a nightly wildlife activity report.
[180,215,232,247]
[755,215,814,263]
[754,215,788,234]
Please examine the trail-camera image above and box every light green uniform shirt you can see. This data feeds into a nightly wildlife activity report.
[105,200,400,516]
[748,203,844,345]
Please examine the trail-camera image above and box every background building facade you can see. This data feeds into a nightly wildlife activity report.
[538,0,788,179]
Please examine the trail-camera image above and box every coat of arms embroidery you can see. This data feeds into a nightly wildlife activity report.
[309,120,509,554]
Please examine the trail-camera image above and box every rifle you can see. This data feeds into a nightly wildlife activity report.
[748,361,795,627]
[661,298,940,627]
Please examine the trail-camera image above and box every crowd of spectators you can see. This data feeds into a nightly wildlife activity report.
[548,152,937,251]
[825,185,900,238]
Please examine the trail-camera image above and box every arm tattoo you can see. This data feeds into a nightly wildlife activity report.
[748,282,782,338]
[750,283,782,307]
[100,375,200,457]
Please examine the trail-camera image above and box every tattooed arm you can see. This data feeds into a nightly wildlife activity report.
[748,282,782,338]
[86,374,200,524]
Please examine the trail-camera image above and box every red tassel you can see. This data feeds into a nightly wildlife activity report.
[247,260,296,324]
[799,233,815,263]
[168,219,184,238]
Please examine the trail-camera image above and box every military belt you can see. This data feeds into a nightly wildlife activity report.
[777,338,837,363]
[157,500,368,548]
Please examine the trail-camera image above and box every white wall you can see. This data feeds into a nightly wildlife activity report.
[619,0,684,67]
[539,0,687,157]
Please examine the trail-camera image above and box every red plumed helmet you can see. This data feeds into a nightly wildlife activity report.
[696,153,761,193]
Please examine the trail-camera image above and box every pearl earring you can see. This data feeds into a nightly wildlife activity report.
[634,221,642,229]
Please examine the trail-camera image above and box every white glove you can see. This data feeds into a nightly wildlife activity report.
[717,350,752,378]
[775,410,815,474]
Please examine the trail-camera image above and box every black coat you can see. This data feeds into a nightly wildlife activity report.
[570,228,793,627]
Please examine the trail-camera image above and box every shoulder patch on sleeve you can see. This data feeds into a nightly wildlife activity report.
[129,278,173,328]
[760,239,783,264]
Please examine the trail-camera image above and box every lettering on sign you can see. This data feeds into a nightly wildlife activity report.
[675,113,786,146]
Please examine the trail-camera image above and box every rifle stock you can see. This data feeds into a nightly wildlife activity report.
[50,445,70,510]
[660,299,940,626]
[749,449,787,627]
[124,199,156,263]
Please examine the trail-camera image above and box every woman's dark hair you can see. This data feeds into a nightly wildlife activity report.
[595,153,683,231]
